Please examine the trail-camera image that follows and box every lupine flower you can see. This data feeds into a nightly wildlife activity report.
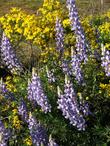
[66,0,88,62]
[28,113,49,146]
[0,79,8,94]
[27,69,51,113]
[78,93,90,116]
[61,59,72,76]
[0,79,14,99]
[101,44,110,77]
[27,79,34,102]
[79,101,90,117]
[46,66,56,83]
[57,76,86,131]
[55,18,64,58]
[0,32,23,74]
[18,100,28,121]
[48,135,58,146]
[0,120,10,146]
[71,49,84,84]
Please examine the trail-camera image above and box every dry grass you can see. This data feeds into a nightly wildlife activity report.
[0,0,42,16]
[76,0,110,16]
[0,0,110,17]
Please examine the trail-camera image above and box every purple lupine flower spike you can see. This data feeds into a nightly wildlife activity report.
[18,100,28,121]
[71,48,84,84]
[0,120,10,146]
[0,79,8,94]
[55,18,64,58]
[27,68,51,113]
[0,32,23,74]
[79,101,90,117]
[101,44,110,77]
[61,60,72,76]
[67,0,88,63]
[57,76,86,131]
[46,66,56,83]
[0,79,14,99]
[27,79,34,102]
[78,93,90,117]
[28,113,49,146]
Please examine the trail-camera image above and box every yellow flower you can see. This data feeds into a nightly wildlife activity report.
[43,27,50,33]
[24,136,32,146]
[12,115,22,130]
[2,105,10,112]
[12,109,18,114]
[63,19,70,28]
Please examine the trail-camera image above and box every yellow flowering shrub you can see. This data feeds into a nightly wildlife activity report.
[0,7,38,43]
[96,10,110,47]
[11,108,22,130]
[0,1,110,64]
[0,0,62,46]
[0,8,25,40]
[82,16,99,50]
[0,1,63,63]
[100,83,110,96]
[5,76,17,93]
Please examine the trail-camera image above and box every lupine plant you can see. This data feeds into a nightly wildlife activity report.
[0,79,8,94]
[0,32,23,74]
[66,0,88,63]
[27,69,51,113]
[55,18,64,58]
[46,66,56,83]
[0,79,14,99]
[18,100,28,122]
[61,59,72,76]
[101,44,110,77]
[0,120,10,146]
[71,48,84,84]
[57,76,86,131]
[28,113,58,146]
[28,113,49,146]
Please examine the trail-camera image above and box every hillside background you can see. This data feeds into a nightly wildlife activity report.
[0,0,110,17]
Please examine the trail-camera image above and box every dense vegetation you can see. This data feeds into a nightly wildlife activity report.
[0,0,110,146]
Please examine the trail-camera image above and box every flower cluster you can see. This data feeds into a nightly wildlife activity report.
[28,113,58,146]
[57,77,86,131]
[0,79,8,95]
[67,0,88,63]
[28,113,48,146]
[27,70,51,113]
[23,136,32,146]
[0,79,14,99]
[18,100,28,121]
[71,49,84,84]
[55,18,64,57]
[79,101,90,117]
[12,109,22,130]
[78,93,90,117]
[0,32,23,74]
[46,66,56,83]
[101,44,110,77]
[0,120,10,146]
[61,59,72,76]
